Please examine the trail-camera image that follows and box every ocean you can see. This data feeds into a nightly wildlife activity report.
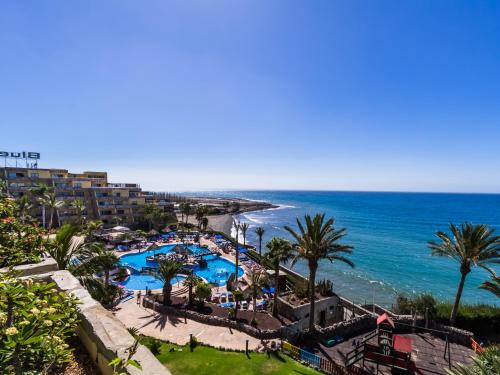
[185,191,500,307]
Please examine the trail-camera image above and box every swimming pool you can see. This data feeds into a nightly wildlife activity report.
[118,245,244,290]
[118,273,186,290]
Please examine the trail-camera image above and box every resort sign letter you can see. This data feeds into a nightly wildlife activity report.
[0,151,40,159]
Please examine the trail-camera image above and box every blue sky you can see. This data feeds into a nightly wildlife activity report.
[1,1,499,192]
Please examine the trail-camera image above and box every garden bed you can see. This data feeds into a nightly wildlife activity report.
[49,337,100,375]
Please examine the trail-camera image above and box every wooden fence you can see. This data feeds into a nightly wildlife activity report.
[281,341,368,375]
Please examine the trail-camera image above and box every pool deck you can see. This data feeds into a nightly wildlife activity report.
[114,297,273,351]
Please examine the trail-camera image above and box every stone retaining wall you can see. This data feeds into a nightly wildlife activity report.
[1,256,58,276]
[3,259,171,375]
[41,271,171,375]
[143,296,282,340]
[315,314,377,340]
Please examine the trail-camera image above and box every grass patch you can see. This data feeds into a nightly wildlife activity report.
[141,337,321,375]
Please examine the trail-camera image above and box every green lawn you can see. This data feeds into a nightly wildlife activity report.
[143,339,321,375]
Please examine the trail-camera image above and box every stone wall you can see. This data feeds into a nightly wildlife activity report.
[1,256,58,276]
[40,271,171,375]
[315,314,377,340]
[4,259,171,375]
[143,296,282,340]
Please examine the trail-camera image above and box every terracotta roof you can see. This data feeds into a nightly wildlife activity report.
[377,313,395,328]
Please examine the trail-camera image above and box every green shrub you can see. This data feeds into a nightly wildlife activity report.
[435,302,500,336]
[395,293,437,317]
[0,197,45,267]
[294,279,309,299]
[0,271,79,373]
[316,279,334,297]
[194,282,212,306]
[149,339,163,356]
[395,293,500,336]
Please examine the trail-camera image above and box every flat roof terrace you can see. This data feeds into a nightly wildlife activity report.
[308,331,475,375]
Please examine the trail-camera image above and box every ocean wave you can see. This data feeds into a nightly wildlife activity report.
[241,213,264,224]
[265,204,296,211]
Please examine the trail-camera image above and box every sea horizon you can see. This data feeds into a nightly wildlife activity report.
[184,190,500,307]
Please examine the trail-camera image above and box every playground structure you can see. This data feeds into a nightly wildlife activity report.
[344,313,453,374]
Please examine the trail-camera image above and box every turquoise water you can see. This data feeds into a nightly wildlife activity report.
[119,245,244,289]
[184,191,500,306]
[119,273,186,290]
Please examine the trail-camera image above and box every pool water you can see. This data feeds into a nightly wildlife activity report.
[118,274,186,290]
[118,245,244,290]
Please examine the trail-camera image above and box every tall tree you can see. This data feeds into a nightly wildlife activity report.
[248,269,268,324]
[182,202,192,225]
[428,223,500,326]
[285,214,354,332]
[48,223,117,277]
[240,222,249,247]
[45,192,65,229]
[201,217,209,231]
[232,219,241,289]
[157,259,184,306]
[30,184,51,228]
[264,237,294,316]
[16,195,33,224]
[71,199,86,224]
[255,227,265,257]
[183,274,200,306]
[195,206,207,229]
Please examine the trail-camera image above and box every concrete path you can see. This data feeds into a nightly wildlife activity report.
[113,298,268,351]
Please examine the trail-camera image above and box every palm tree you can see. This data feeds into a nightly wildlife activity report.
[248,269,268,324]
[140,203,161,230]
[157,259,184,305]
[182,202,192,225]
[264,237,294,316]
[195,206,207,230]
[184,274,199,306]
[71,199,86,224]
[48,223,117,276]
[428,223,500,326]
[232,219,241,289]
[285,214,354,333]
[480,272,500,298]
[16,195,33,224]
[30,184,51,228]
[95,249,120,287]
[0,179,8,197]
[240,222,249,247]
[45,192,65,228]
[255,227,265,257]
[201,217,209,231]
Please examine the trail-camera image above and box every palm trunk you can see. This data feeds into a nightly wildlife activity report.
[49,207,54,229]
[450,272,467,326]
[163,282,172,306]
[42,205,46,228]
[258,237,262,257]
[252,287,257,323]
[56,208,60,227]
[308,262,317,333]
[105,270,110,287]
[273,262,279,316]
[234,227,239,289]
[188,285,193,306]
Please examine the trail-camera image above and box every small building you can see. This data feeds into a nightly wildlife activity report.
[277,293,343,328]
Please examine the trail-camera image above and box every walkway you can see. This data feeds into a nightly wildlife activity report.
[113,298,269,351]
